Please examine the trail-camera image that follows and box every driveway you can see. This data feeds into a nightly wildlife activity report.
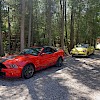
[0,51,100,100]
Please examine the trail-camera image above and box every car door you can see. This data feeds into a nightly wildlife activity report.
[39,47,54,69]
[39,47,51,69]
[48,47,57,66]
[45,47,58,66]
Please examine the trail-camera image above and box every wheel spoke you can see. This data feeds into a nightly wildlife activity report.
[56,58,63,67]
[22,64,34,79]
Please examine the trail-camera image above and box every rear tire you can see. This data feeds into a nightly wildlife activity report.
[56,57,63,67]
[22,64,35,79]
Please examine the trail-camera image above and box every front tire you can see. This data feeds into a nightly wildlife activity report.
[22,64,35,79]
[56,57,63,67]
[86,52,89,57]
[92,50,95,55]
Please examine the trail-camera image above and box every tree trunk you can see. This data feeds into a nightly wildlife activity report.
[28,0,33,47]
[65,0,67,41]
[20,0,25,51]
[76,28,79,44]
[46,0,52,46]
[31,15,34,46]
[76,6,81,44]
[64,0,70,52]
[60,0,64,50]
[70,6,74,51]
[8,7,11,53]
[76,17,79,44]
[0,1,4,56]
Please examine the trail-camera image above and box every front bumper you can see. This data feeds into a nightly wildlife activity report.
[0,68,22,78]
[71,51,87,56]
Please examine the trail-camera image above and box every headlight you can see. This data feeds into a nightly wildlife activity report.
[71,49,75,51]
[10,64,18,68]
[83,50,87,52]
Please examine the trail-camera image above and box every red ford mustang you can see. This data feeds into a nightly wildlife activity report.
[0,46,64,79]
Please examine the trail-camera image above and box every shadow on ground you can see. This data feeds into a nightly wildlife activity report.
[65,53,100,91]
[0,52,100,100]
[0,65,70,100]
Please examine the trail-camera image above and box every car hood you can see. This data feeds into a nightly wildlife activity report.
[0,54,30,63]
[73,47,87,52]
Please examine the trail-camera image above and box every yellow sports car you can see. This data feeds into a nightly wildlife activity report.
[70,44,94,57]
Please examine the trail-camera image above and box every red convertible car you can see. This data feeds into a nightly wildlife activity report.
[0,46,64,79]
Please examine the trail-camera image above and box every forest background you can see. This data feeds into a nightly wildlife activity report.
[0,0,100,56]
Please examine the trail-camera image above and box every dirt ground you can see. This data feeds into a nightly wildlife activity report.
[0,50,100,100]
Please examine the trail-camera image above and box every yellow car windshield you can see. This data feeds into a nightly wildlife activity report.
[76,44,89,48]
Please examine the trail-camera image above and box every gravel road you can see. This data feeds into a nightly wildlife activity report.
[0,51,100,100]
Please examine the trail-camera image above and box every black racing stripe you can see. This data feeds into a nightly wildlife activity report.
[0,59,8,63]
[0,56,16,63]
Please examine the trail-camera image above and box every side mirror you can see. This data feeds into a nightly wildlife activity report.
[41,53,47,56]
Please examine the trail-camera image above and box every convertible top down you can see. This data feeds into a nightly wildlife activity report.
[0,46,64,79]
[70,44,94,57]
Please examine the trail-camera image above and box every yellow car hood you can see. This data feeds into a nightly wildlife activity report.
[73,47,87,52]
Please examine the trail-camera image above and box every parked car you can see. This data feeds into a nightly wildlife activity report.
[96,43,100,50]
[70,44,94,57]
[0,46,64,79]
[96,37,100,50]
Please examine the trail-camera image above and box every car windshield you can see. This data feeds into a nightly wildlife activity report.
[19,47,42,56]
[76,44,89,48]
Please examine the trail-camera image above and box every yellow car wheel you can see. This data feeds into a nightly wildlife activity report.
[92,50,95,55]
[86,52,89,57]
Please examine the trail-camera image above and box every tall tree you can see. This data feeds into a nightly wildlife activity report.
[8,6,11,53]
[70,4,74,50]
[28,0,33,47]
[0,0,4,56]
[65,0,67,40]
[46,0,52,46]
[20,0,25,51]
[0,0,100,53]
[60,0,64,50]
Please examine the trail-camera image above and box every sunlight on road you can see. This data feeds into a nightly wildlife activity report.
[0,54,100,100]
[51,69,100,100]
[76,58,100,65]
[91,91,100,100]
[0,84,32,100]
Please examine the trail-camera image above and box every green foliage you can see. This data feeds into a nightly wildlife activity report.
[0,0,100,53]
